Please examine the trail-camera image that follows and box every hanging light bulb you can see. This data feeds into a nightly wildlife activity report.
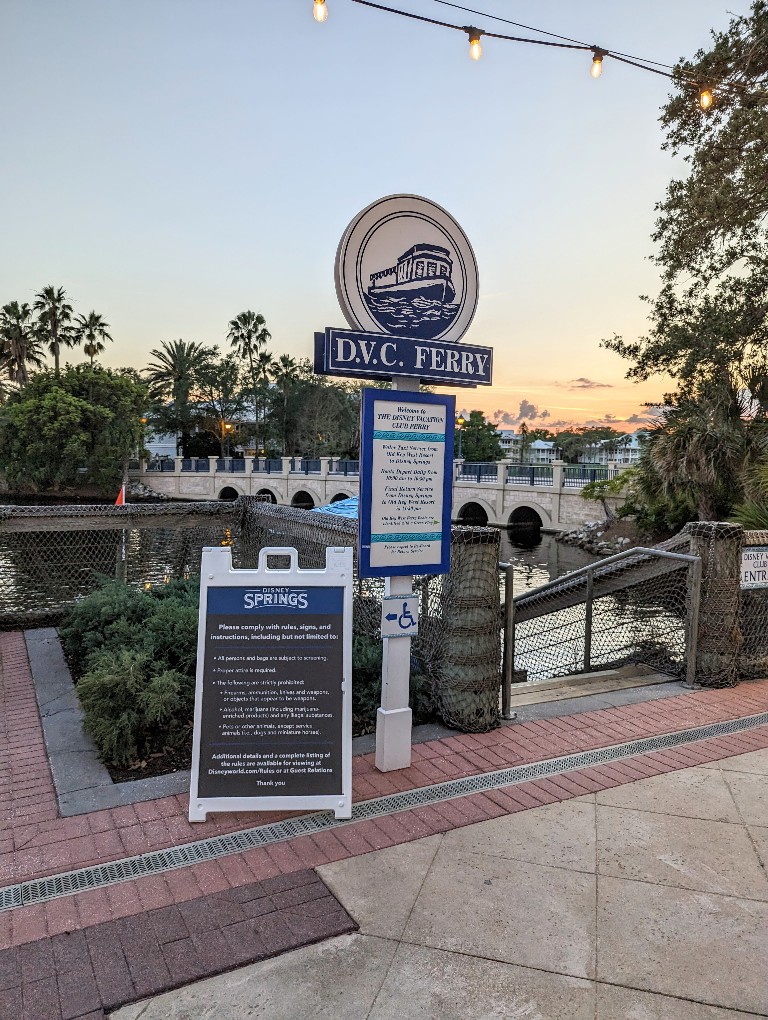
[590,49,605,78]
[699,87,713,110]
[466,28,483,61]
[313,0,327,23]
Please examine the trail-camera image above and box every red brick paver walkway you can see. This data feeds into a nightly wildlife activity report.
[2,628,768,1017]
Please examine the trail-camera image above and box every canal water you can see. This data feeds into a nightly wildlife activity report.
[498,527,597,599]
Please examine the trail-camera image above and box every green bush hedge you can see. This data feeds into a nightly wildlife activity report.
[60,579,199,767]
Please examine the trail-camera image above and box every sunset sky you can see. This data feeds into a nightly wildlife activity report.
[1,0,746,432]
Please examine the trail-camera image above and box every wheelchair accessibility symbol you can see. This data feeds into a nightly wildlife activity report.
[381,594,419,639]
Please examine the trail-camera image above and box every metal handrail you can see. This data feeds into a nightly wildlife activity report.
[513,547,699,606]
[501,546,703,718]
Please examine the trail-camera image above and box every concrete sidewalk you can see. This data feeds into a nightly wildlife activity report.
[111,747,768,1019]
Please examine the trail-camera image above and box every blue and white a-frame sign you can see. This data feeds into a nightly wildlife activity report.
[359,389,455,578]
[189,545,353,822]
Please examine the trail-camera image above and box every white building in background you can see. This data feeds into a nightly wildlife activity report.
[583,431,647,466]
[493,427,647,466]
[497,429,519,458]
[528,439,558,463]
[145,433,177,459]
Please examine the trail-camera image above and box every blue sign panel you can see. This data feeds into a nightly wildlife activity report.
[314,328,492,388]
[359,389,454,578]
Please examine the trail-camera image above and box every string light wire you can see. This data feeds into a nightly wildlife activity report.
[337,0,768,105]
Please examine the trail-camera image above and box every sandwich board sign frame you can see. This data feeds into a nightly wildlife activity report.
[358,388,455,579]
[189,545,353,822]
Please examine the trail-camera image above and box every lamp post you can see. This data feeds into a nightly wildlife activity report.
[456,414,465,459]
[221,420,233,457]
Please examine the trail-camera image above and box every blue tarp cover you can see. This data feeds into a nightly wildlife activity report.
[313,496,359,519]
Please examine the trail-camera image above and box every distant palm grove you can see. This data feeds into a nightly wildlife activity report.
[0,287,362,494]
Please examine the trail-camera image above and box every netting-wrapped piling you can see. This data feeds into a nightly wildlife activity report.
[685,521,743,688]
[434,528,501,732]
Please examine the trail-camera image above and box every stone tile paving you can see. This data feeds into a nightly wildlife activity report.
[3,627,768,1014]
[112,752,768,1018]
[0,869,355,1020]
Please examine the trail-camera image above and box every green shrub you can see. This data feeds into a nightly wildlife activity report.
[60,578,200,767]
[60,577,199,679]
[59,580,156,679]
[77,648,193,766]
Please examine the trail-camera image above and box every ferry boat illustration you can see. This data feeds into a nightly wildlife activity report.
[367,244,456,304]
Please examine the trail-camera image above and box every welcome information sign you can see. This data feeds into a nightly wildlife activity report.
[359,389,455,578]
[189,546,353,821]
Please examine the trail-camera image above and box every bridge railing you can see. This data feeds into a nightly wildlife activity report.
[253,458,284,473]
[329,459,360,475]
[456,462,499,483]
[146,458,176,472]
[216,458,246,473]
[181,458,211,472]
[563,465,622,487]
[505,464,553,486]
[289,458,322,474]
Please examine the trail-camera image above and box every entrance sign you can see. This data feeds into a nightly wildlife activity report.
[189,545,353,822]
[381,594,419,639]
[741,546,768,588]
[314,328,492,388]
[335,194,479,345]
[359,389,455,578]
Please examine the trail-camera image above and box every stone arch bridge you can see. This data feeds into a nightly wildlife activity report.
[130,458,622,531]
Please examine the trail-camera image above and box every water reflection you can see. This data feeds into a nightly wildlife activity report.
[499,527,597,600]
[500,527,685,683]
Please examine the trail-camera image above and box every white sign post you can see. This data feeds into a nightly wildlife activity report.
[328,194,483,774]
[378,376,416,772]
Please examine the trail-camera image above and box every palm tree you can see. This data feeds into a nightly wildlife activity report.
[270,354,299,454]
[74,311,113,365]
[253,349,275,450]
[0,301,45,388]
[647,380,752,521]
[144,340,215,455]
[33,285,75,376]
[227,311,271,389]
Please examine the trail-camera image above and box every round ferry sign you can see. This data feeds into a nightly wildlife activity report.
[335,195,479,345]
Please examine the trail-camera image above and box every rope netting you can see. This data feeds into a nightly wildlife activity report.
[1,499,764,707]
[740,529,768,681]
[0,503,244,629]
[512,548,693,684]
[240,499,501,732]
[0,497,502,732]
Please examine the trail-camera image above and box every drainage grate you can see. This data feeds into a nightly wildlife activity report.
[0,886,22,911]
[3,710,767,911]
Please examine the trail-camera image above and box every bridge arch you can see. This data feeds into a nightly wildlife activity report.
[455,500,493,526]
[507,501,552,530]
[330,492,350,503]
[218,485,243,501]
[255,487,278,504]
[291,489,317,510]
